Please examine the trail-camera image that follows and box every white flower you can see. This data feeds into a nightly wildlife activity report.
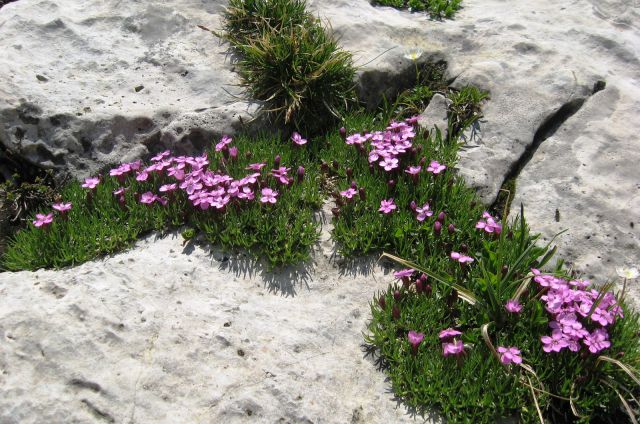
[403,48,424,61]
[616,266,639,279]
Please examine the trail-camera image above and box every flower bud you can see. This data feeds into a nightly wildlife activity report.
[393,290,402,301]
[378,296,386,310]
[358,187,366,201]
[415,145,423,155]
[392,305,400,320]
[448,223,455,234]
[437,211,446,222]
[346,167,353,180]
[245,151,253,159]
[369,164,375,174]
[229,146,238,161]
[424,284,432,296]
[222,145,230,159]
[410,201,417,212]
[297,166,305,183]
[274,155,281,168]
[339,127,347,140]
[415,280,423,294]
[351,180,357,189]
[434,221,442,236]
[388,179,396,190]
[460,244,468,253]
[332,160,339,171]
[321,161,329,173]
[501,265,509,276]
[419,157,426,166]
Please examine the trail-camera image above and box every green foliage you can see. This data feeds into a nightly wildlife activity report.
[375,0,463,19]
[218,0,357,133]
[2,133,322,271]
[448,85,489,136]
[322,113,483,264]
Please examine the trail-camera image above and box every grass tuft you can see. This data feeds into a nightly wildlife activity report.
[374,0,463,19]
[216,0,357,134]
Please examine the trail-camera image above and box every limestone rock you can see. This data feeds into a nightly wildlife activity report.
[0,231,435,424]
[417,93,449,134]
[0,0,257,179]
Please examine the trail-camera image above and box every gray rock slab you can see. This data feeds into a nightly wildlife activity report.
[512,84,640,286]
[0,225,437,423]
[0,0,258,178]
[417,93,449,134]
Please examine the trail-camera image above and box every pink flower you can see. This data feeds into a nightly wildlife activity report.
[541,330,569,353]
[405,166,422,175]
[237,186,255,201]
[139,192,158,204]
[408,330,425,355]
[379,157,399,171]
[136,171,149,182]
[159,184,177,193]
[82,176,100,189]
[426,160,446,174]
[497,346,523,365]
[416,203,433,222]
[346,134,366,145]
[340,188,357,200]
[33,213,54,228]
[260,188,278,204]
[52,202,72,214]
[583,328,611,354]
[476,211,503,234]
[505,299,522,314]
[246,163,266,172]
[215,135,233,152]
[443,339,465,357]
[150,150,171,162]
[394,269,414,279]
[378,198,397,214]
[450,251,474,263]
[291,132,307,146]
[439,328,462,340]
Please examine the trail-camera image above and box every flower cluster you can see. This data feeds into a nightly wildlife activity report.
[476,211,502,234]
[32,134,307,229]
[533,269,623,354]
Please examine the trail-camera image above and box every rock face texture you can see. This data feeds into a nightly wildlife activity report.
[0,227,430,424]
[0,0,258,178]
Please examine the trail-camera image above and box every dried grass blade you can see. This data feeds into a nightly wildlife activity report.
[527,375,545,424]
[597,356,640,386]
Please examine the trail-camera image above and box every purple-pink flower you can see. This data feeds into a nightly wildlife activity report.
[497,346,523,365]
[408,330,425,355]
[379,157,399,171]
[340,188,357,200]
[583,328,611,354]
[394,269,414,279]
[439,328,462,340]
[415,203,433,222]
[426,160,446,174]
[378,198,397,214]
[291,132,307,146]
[33,213,54,228]
[52,202,72,214]
[450,251,474,264]
[443,339,465,357]
[82,176,100,189]
[505,299,523,314]
[476,211,502,234]
[139,192,158,205]
[260,188,278,204]
[246,162,266,171]
[541,330,569,353]
[215,135,233,152]
[159,183,178,193]
[405,166,422,175]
